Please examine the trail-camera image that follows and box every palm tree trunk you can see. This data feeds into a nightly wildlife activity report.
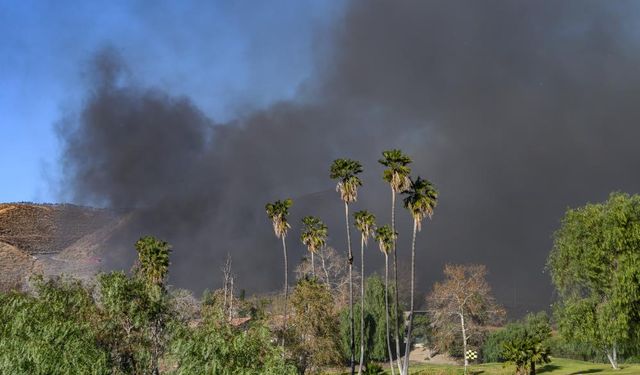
[385,255,396,375]
[402,220,418,375]
[358,235,366,375]
[345,202,356,375]
[391,190,403,375]
[311,252,315,278]
[282,235,288,350]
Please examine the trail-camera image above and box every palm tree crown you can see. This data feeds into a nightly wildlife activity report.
[265,198,293,238]
[378,149,412,193]
[135,236,171,285]
[402,177,438,231]
[354,210,376,246]
[300,216,328,254]
[330,158,363,203]
[374,225,396,255]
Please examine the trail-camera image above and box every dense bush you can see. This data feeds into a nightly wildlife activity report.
[169,307,296,375]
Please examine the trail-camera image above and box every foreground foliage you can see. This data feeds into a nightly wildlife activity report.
[170,307,296,375]
[0,277,109,375]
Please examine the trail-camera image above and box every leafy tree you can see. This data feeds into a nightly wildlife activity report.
[547,192,640,369]
[375,224,398,374]
[354,210,376,374]
[98,271,158,374]
[401,176,437,375]
[427,264,505,373]
[340,275,403,365]
[170,306,296,375]
[0,277,109,375]
[265,198,293,347]
[378,149,412,375]
[290,278,342,373]
[330,158,363,375]
[300,216,328,278]
[362,275,391,362]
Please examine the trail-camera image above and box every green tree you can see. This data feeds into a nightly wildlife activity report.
[290,278,342,373]
[330,158,363,375]
[547,192,640,369]
[300,216,328,278]
[364,275,402,362]
[0,277,109,375]
[354,210,376,374]
[170,306,296,375]
[378,149,412,375]
[265,198,293,348]
[375,224,398,375]
[340,275,403,365]
[98,271,156,374]
[401,176,437,375]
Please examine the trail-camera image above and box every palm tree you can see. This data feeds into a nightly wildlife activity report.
[378,149,412,374]
[134,236,171,375]
[375,224,397,375]
[330,158,363,375]
[354,210,376,375]
[134,236,171,286]
[401,177,438,374]
[300,216,328,278]
[265,198,293,348]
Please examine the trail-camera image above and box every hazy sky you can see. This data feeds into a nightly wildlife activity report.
[0,0,343,202]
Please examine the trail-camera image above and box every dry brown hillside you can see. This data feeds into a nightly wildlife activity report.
[0,203,123,291]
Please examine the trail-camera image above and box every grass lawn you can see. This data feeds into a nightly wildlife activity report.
[327,358,640,374]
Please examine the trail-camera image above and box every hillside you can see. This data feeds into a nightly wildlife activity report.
[0,203,124,291]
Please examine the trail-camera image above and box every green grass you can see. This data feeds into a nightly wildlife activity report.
[326,358,640,374]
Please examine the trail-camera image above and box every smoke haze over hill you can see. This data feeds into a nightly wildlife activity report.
[57,1,640,314]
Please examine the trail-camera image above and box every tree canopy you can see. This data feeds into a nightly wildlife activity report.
[547,192,640,368]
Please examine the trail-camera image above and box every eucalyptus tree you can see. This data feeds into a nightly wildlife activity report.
[300,216,328,278]
[378,149,412,373]
[354,210,376,374]
[265,198,293,347]
[375,224,397,375]
[330,158,363,375]
[400,177,438,375]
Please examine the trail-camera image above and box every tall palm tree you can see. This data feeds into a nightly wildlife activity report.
[401,177,437,375]
[354,210,376,375]
[375,224,397,375]
[300,216,328,278]
[378,149,412,374]
[265,198,293,348]
[330,158,363,375]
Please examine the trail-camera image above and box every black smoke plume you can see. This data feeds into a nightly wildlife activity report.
[58,1,640,314]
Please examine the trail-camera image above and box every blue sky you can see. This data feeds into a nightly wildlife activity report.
[0,0,343,202]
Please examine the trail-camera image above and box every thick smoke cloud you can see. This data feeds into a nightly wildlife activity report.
[59,1,640,314]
